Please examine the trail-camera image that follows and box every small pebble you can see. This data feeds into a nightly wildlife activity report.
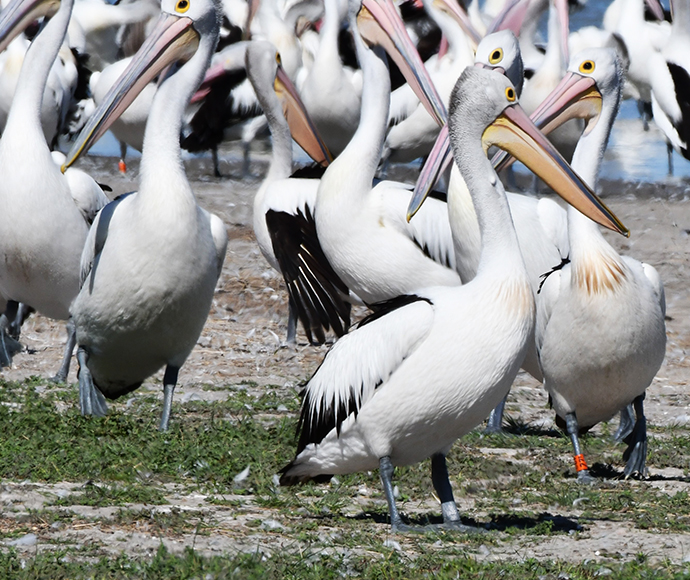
[383,538,402,551]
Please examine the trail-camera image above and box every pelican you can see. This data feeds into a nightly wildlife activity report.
[247,39,353,345]
[280,65,627,531]
[649,0,690,173]
[531,48,666,480]
[0,0,109,378]
[410,31,568,432]
[297,0,362,156]
[313,0,457,308]
[62,0,228,430]
[383,0,474,164]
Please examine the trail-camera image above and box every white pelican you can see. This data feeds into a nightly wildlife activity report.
[0,0,109,379]
[409,31,568,431]
[280,65,627,531]
[62,0,228,430]
[247,39,354,345]
[531,49,666,480]
[313,0,457,307]
[382,0,473,164]
[297,0,362,157]
[603,0,670,105]
[649,0,690,173]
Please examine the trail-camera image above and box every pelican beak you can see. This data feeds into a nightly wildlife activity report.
[62,12,200,171]
[645,0,665,21]
[407,124,452,220]
[0,0,59,53]
[486,0,529,36]
[492,72,601,171]
[431,0,481,50]
[484,103,628,236]
[274,62,332,166]
[556,0,570,70]
[357,0,447,126]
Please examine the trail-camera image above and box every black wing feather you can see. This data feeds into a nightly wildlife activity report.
[266,206,351,345]
[667,62,690,159]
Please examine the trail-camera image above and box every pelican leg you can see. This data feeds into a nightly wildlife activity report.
[622,394,647,478]
[159,365,179,432]
[484,395,507,434]
[118,140,128,174]
[565,413,595,485]
[379,456,411,532]
[212,147,222,178]
[667,142,674,177]
[51,319,77,383]
[0,303,22,368]
[430,453,480,532]
[77,347,108,417]
[286,299,298,345]
[613,404,635,442]
[8,303,34,340]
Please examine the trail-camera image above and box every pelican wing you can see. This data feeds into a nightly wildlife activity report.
[378,181,456,270]
[79,193,134,289]
[295,294,434,453]
[266,205,352,345]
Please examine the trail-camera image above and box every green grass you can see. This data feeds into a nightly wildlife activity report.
[0,545,688,580]
[2,376,690,575]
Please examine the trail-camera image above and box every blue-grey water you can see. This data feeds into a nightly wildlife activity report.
[90,0,689,183]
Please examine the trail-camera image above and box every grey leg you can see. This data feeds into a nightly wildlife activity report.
[159,365,179,432]
[51,319,76,383]
[565,412,595,484]
[623,394,647,478]
[379,456,409,532]
[613,404,635,442]
[77,347,108,417]
[242,141,252,178]
[0,308,21,368]
[484,395,507,434]
[667,142,674,177]
[286,300,297,345]
[8,303,34,340]
[212,147,222,178]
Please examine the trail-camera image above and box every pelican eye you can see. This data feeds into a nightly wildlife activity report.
[579,60,595,74]
[489,48,503,65]
[275,52,282,66]
[175,0,190,13]
[505,87,516,102]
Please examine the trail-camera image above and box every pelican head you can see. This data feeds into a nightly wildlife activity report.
[474,30,524,97]
[355,0,447,126]
[528,48,622,141]
[247,40,331,166]
[0,0,59,52]
[448,67,627,236]
[62,0,222,170]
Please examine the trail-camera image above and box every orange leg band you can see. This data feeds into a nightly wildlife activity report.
[573,454,588,472]
[118,160,127,174]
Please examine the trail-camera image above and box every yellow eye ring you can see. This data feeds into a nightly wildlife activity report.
[505,87,516,102]
[489,47,503,65]
[579,60,595,74]
[275,52,282,65]
[175,0,190,13]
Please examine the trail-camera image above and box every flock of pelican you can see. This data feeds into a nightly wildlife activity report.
[0,0,679,531]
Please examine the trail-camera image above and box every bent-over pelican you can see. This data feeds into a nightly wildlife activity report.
[280,66,627,532]
[62,0,228,431]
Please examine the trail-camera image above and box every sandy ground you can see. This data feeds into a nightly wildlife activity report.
[1,146,690,566]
